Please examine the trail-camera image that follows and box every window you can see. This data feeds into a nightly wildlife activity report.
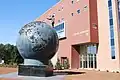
[111,46,115,59]
[58,9,61,12]
[111,50,115,59]
[54,22,65,39]
[84,6,87,8]
[118,0,120,24]
[110,29,114,39]
[87,44,97,54]
[53,13,55,16]
[77,9,80,14]
[83,5,88,11]
[108,0,112,7]
[71,13,74,16]
[109,6,112,10]
[54,23,64,31]
[111,39,115,46]
[108,0,116,59]
[61,7,63,11]
[61,18,64,21]
[58,20,60,23]
[109,19,113,25]
[71,0,74,4]
[109,9,113,19]
[110,25,113,28]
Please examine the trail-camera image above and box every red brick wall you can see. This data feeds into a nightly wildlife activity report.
[36,0,98,68]
[71,45,80,69]
[89,0,99,43]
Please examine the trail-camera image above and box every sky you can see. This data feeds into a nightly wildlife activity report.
[0,0,58,45]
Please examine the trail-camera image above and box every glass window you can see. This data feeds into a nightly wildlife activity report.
[84,6,87,9]
[58,20,60,23]
[58,9,60,12]
[93,46,96,54]
[58,25,60,30]
[87,44,97,54]
[111,47,115,59]
[111,45,115,50]
[83,5,88,11]
[61,5,64,10]
[108,0,116,59]
[109,6,112,10]
[110,25,113,28]
[60,24,62,30]
[108,0,112,7]
[61,18,64,21]
[71,13,74,16]
[118,0,120,24]
[71,0,74,4]
[109,19,113,25]
[87,46,91,54]
[110,29,114,39]
[77,9,80,14]
[54,22,64,31]
[109,9,113,19]
[61,23,64,29]
[111,39,115,46]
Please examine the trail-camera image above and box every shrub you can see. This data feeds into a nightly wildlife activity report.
[0,63,18,68]
[62,58,70,69]
[55,58,62,70]
[48,60,53,67]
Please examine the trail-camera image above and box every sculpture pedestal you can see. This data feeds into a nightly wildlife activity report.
[18,64,53,77]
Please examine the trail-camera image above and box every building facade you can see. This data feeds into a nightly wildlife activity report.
[36,0,120,72]
[97,0,120,72]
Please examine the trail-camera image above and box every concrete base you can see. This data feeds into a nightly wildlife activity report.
[18,64,53,77]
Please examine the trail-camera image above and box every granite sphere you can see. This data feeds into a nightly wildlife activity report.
[16,21,59,62]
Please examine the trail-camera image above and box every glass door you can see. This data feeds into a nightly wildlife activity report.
[80,44,97,69]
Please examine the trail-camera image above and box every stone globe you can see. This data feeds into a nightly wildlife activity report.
[16,21,59,65]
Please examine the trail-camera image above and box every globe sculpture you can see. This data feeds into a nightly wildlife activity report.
[16,21,59,77]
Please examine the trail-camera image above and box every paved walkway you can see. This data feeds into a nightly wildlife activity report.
[0,72,65,80]
[64,69,120,80]
[0,67,17,74]
[0,69,120,80]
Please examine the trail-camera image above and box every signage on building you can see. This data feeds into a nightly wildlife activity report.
[73,30,89,36]
[54,21,66,39]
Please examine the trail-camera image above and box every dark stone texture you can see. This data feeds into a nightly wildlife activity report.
[16,21,59,64]
[16,21,59,77]
[18,64,53,77]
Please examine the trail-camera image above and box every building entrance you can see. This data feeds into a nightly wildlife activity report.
[80,44,97,69]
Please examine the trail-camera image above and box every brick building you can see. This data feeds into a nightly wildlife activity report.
[36,0,120,72]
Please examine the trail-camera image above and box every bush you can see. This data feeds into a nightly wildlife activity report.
[62,58,70,69]
[0,63,18,68]
[48,60,53,67]
[55,58,62,70]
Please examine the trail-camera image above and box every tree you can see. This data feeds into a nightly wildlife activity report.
[14,46,23,64]
[0,44,5,59]
[0,43,23,65]
[4,44,14,64]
